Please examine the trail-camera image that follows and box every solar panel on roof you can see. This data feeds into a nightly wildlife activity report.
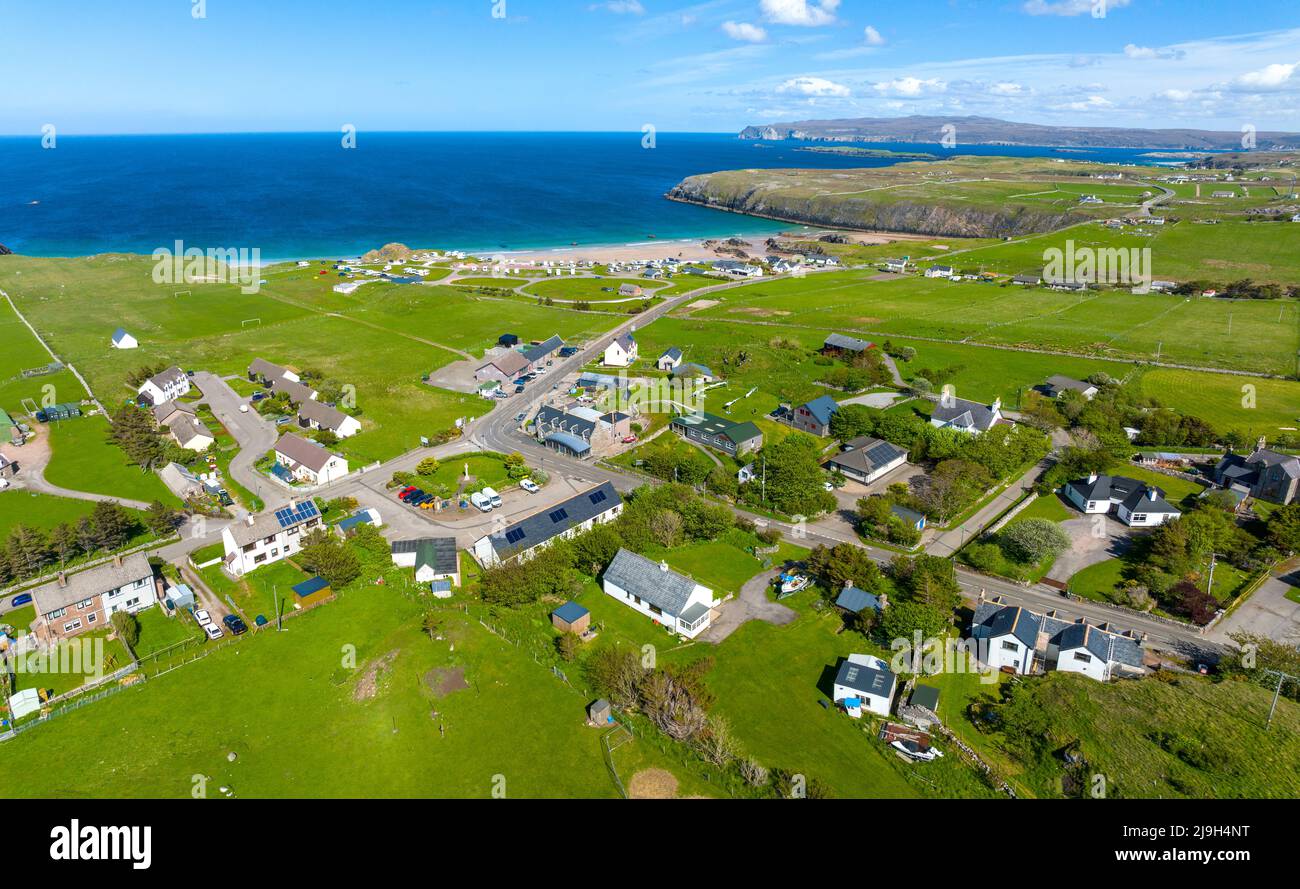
[548,508,569,523]
[505,528,526,544]
[275,501,320,528]
[588,490,607,505]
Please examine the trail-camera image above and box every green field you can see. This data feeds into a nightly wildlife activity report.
[0,490,101,539]
[43,416,179,505]
[522,277,663,302]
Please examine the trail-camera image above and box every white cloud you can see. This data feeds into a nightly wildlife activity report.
[778,75,851,97]
[989,81,1026,96]
[590,0,645,14]
[1053,94,1114,111]
[1235,61,1297,89]
[863,25,885,47]
[1159,88,1193,102]
[722,21,768,43]
[1124,43,1185,60]
[761,0,841,27]
[873,76,947,97]
[1022,0,1130,16]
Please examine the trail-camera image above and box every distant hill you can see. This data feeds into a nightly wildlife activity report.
[738,115,1300,151]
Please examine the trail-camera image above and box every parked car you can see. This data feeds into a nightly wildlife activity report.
[482,487,503,508]
[514,385,525,394]
[470,491,493,512]
[239,404,250,413]
[204,623,224,640]
[520,479,539,493]
[223,614,248,636]
[10,593,32,607]
[514,412,527,423]
[622,435,638,444]
[194,609,212,626]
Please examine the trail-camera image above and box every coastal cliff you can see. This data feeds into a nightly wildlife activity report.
[666,172,1082,239]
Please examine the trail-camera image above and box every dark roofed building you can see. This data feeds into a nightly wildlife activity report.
[671,412,762,457]
[472,483,623,567]
[825,436,908,485]
[822,333,873,355]
[930,396,1002,435]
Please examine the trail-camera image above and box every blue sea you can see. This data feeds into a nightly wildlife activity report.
[0,132,1171,260]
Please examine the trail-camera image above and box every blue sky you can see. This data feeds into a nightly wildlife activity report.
[3,0,1299,134]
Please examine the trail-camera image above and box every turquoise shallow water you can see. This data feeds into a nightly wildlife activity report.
[0,131,1166,260]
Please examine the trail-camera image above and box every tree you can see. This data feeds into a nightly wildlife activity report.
[747,434,837,517]
[111,611,140,649]
[48,523,76,569]
[503,452,531,481]
[90,500,135,551]
[556,631,580,662]
[878,599,950,649]
[1267,504,1300,553]
[1000,519,1070,565]
[917,459,992,523]
[806,544,885,595]
[145,500,179,536]
[584,647,645,710]
[421,612,442,640]
[299,530,361,589]
[416,457,441,476]
[890,554,961,612]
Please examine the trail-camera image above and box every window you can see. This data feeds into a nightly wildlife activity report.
[1131,514,1147,523]
[1001,640,1019,652]
[1073,652,1092,664]
[254,554,267,564]
[50,608,66,619]
[271,549,279,557]
[63,619,82,632]
[87,612,98,624]
[125,598,140,608]
[649,605,662,617]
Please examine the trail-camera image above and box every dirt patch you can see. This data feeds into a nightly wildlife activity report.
[682,299,720,312]
[628,768,680,799]
[353,649,400,701]
[852,317,883,325]
[727,306,791,318]
[424,666,469,698]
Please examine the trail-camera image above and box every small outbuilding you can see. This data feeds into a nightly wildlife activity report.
[111,328,139,350]
[588,698,613,726]
[552,600,591,635]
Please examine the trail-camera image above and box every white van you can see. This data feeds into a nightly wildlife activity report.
[482,487,503,509]
[470,491,493,512]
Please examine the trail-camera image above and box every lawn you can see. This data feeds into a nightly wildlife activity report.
[202,559,311,622]
[2,603,36,635]
[1138,367,1300,435]
[0,490,99,538]
[130,607,203,659]
[11,627,131,700]
[42,415,179,505]
[0,585,625,797]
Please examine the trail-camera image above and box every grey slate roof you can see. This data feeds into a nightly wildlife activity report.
[275,432,340,474]
[826,436,907,477]
[168,415,212,447]
[271,377,317,404]
[152,400,194,424]
[298,398,352,432]
[248,358,289,380]
[1044,375,1096,396]
[823,333,873,353]
[226,501,319,547]
[30,553,153,616]
[931,396,998,432]
[1248,448,1300,477]
[522,335,564,364]
[659,347,683,363]
[486,482,621,557]
[146,366,188,391]
[974,599,1146,670]
[1067,475,1179,513]
[972,602,1041,647]
[834,658,895,698]
[535,405,596,439]
[835,584,882,614]
[673,362,715,379]
[603,547,706,617]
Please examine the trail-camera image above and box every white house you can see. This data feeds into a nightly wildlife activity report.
[973,597,1147,681]
[137,366,191,406]
[924,265,954,279]
[824,436,908,485]
[166,414,215,451]
[657,347,683,371]
[110,328,138,350]
[273,432,350,485]
[472,482,622,567]
[603,333,638,368]
[930,396,1001,435]
[298,399,362,439]
[832,654,896,717]
[391,538,460,594]
[1062,473,1181,527]
[221,500,323,577]
[713,260,762,278]
[601,547,718,639]
[1041,375,1099,400]
[883,258,909,273]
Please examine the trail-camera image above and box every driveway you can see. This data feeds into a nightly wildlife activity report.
[1045,515,1133,584]
[191,372,284,512]
[1209,562,1300,646]
[698,568,797,643]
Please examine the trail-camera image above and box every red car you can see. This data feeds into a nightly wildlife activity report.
[397,486,417,500]
[622,435,638,444]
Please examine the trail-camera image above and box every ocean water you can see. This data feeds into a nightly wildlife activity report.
[0,132,1168,260]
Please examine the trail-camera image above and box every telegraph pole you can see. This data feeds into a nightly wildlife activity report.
[1264,668,1297,729]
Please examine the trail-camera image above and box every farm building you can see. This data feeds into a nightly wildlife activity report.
[551,600,591,635]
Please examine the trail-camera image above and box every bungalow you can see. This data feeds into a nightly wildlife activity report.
[825,436,908,485]
[298,399,362,439]
[472,482,623,567]
[271,377,319,405]
[1040,375,1099,400]
[1062,473,1181,527]
[788,394,839,437]
[822,333,874,357]
[930,396,1002,435]
[391,538,460,593]
[248,358,300,386]
[273,432,350,485]
[1214,438,1300,505]
[601,547,718,639]
[166,414,215,452]
[657,347,683,371]
[924,265,954,279]
[671,362,716,383]
[603,333,638,367]
[475,349,531,385]
[222,500,323,577]
[713,260,763,278]
[1011,274,1042,286]
[159,461,204,500]
[618,283,644,298]
[972,596,1147,680]
[834,583,885,616]
[671,412,763,457]
[136,366,191,406]
[522,335,564,366]
[29,553,156,645]
[832,654,896,717]
[110,328,138,350]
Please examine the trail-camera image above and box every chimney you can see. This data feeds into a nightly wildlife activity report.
[247,514,256,526]
[113,553,123,568]
[1149,488,1158,501]
[991,397,1002,412]
[1087,472,1098,484]
[57,572,67,588]
[1257,435,1267,453]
